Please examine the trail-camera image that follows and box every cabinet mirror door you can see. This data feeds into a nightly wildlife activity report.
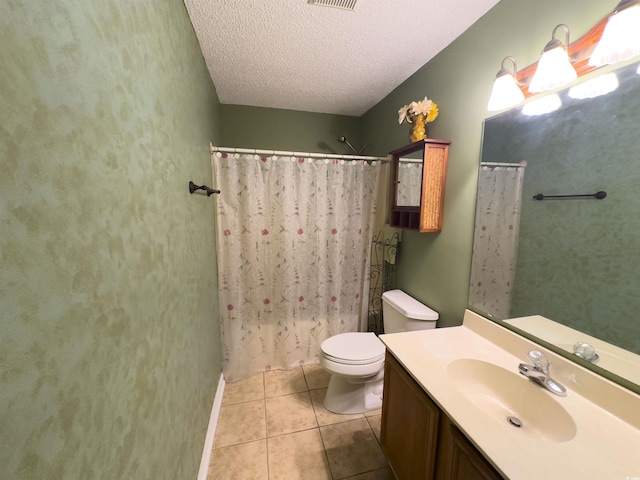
[396,150,424,207]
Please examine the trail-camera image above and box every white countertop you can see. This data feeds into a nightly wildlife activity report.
[380,310,640,480]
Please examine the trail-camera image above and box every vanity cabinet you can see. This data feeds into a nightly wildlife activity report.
[435,416,503,480]
[380,350,441,479]
[380,352,503,480]
[389,139,450,232]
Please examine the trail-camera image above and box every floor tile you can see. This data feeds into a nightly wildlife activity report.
[342,467,395,480]
[208,439,268,480]
[309,388,364,426]
[222,373,264,405]
[366,414,382,443]
[364,408,382,418]
[266,392,318,437]
[214,399,266,448]
[320,418,388,479]
[302,363,331,390]
[265,368,308,398]
[267,429,332,480]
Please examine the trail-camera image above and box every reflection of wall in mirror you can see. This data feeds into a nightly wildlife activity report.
[476,60,640,356]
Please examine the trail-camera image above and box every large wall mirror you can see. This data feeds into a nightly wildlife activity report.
[469,58,640,393]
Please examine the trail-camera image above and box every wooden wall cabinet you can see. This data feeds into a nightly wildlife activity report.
[380,352,503,480]
[390,139,451,232]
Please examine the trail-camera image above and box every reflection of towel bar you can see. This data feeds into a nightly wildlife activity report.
[189,181,220,196]
[533,191,606,201]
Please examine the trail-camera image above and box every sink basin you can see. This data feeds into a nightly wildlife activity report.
[447,359,577,443]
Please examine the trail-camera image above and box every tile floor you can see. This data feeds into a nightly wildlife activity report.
[207,364,394,480]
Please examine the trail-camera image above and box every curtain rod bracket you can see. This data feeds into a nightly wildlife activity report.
[189,181,220,196]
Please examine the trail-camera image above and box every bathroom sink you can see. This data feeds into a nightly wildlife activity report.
[447,359,577,443]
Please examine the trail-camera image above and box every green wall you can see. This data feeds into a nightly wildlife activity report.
[220,104,363,153]
[1,1,624,477]
[214,1,616,330]
[361,0,613,327]
[1,1,222,479]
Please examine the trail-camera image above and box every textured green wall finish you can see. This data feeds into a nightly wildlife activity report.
[360,0,613,327]
[1,1,222,479]
[220,104,363,153]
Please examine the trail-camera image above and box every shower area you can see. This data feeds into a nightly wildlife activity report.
[211,144,393,381]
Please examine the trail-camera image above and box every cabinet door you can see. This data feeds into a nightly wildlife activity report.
[435,415,504,480]
[380,352,441,480]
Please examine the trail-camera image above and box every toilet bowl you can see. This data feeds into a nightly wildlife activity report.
[319,289,438,414]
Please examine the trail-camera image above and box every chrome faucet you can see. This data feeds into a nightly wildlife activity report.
[518,350,566,396]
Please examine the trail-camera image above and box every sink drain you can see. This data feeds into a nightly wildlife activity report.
[507,416,522,428]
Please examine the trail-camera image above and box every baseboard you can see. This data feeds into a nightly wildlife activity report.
[197,373,226,480]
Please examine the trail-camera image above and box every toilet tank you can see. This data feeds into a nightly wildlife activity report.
[382,289,438,333]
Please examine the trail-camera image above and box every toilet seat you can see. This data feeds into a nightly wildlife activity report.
[320,332,385,365]
[320,332,386,413]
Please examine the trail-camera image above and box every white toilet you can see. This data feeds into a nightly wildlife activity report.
[319,289,438,414]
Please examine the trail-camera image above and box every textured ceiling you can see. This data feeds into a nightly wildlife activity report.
[184,0,501,116]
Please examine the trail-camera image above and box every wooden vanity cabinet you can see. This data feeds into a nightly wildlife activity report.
[435,416,504,480]
[380,351,442,479]
[380,352,504,480]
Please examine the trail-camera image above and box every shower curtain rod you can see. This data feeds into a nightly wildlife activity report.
[210,143,388,162]
[481,161,528,168]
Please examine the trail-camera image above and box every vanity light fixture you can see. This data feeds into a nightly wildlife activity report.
[487,56,525,111]
[522,94,562,116]
[589,0,640,67]
[529,24,577,93]
[568,73,619,99]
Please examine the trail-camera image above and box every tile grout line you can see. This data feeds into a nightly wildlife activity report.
[317,423,336,480]
[214,366,390,479]
[262,372,272,480]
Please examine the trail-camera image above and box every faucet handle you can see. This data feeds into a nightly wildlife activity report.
[527,349,550,373]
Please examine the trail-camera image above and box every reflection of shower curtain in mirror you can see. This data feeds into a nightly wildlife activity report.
[212,152,380,381]
[469,164,525,319]
[396,162,422,205]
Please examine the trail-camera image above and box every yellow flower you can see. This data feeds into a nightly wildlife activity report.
[426,102,439,122]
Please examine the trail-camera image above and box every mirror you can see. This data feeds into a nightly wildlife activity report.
[470,59,640,392]
[396,150,424,207]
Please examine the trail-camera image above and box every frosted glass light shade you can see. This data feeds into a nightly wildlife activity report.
[487,74,525,111]
[522,94,562,116]
[589,3,640,67]
[529,47,578,93]
[568,73,619,99]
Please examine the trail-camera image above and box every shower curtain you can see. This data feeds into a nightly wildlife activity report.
[468,163,526,319]
[212,152,381,381]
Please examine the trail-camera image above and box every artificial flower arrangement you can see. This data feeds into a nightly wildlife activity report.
[397,96,439,125]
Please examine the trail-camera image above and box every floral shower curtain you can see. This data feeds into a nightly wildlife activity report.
[468,163,526,319]
[212,152,381,381]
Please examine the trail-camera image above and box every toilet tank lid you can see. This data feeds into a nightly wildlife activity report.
[382,289,439,321]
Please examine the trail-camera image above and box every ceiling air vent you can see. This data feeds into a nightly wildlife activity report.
[308,0,357,11]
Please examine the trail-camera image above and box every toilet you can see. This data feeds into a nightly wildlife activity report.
[319,289,438,414]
